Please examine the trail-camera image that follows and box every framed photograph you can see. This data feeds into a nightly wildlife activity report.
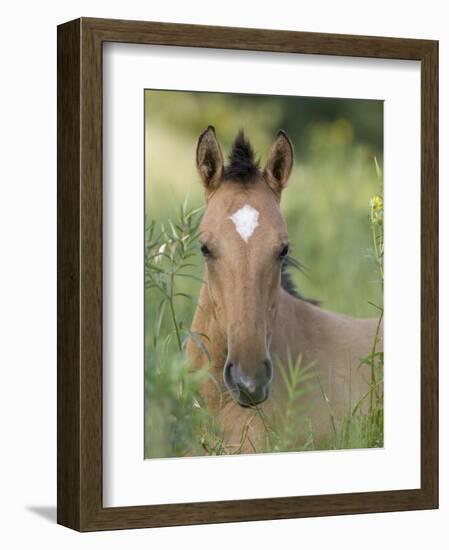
[57,17,438,531]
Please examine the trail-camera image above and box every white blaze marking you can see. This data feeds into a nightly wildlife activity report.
[229,204,260,243]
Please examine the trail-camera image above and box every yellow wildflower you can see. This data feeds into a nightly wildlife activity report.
[370,195,384,225]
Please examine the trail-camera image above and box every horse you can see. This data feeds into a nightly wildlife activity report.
[186,126,383,454]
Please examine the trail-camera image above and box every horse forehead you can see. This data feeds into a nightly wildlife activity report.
[202,186,284,239]
[228,204,260,243]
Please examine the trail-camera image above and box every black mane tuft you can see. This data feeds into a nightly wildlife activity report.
[281,257,321,306]
[223,130,260,183]
[281,266,300,298]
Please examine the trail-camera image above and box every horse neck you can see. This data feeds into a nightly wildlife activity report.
[271,288,316,355]
[272,286,379,372]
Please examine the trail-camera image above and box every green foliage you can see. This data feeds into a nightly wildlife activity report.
[144,91,384,458]
[145,198,204,351]
[144,348,223,458]
[333,168,384,451]
[255,354,318,453]
[145,201,224,458]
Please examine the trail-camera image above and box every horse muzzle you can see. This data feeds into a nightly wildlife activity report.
[223,359,273,407]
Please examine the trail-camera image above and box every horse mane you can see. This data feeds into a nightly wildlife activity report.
[223,130,260,183]
[282,257,321,306]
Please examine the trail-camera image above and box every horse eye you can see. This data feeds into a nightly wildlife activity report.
[279,244,289,259]
[200,244,211,258]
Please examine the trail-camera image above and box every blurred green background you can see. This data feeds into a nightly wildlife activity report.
[145,89,383,320]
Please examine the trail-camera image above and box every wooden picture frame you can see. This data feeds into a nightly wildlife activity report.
[57,17,438,531]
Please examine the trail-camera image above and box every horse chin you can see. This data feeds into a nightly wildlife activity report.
[234,387,270,408]
[237,400,264,409]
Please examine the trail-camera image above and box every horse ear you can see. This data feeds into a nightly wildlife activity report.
[196,126,224,192]
[263,130,294,197]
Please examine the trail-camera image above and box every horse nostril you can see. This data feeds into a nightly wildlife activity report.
[264,359,273,383]
[224,361,271,406]
[223,362,235,389]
